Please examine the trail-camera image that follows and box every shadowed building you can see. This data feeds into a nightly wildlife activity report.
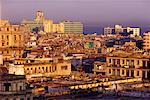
[0,67,33,100]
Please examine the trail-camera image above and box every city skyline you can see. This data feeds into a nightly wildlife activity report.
[1,0,150,33]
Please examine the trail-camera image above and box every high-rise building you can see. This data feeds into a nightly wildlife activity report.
[143,31,150,50]
[59,21,83,33]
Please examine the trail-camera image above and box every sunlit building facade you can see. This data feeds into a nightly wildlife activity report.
[143,31,150,50]
[0,20,25,60]
[59,21,83,33]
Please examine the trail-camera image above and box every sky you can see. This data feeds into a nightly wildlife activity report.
[1,0,150,33]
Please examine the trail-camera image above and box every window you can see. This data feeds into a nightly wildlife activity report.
[19,35,21,40]
[109,69,111,74]
[2,35,4,39]
[7,28,9,31]
[117,59,120,64]
[137,60,139,65]
[14,35,17,40]
[61,66,67,70]
[122,70,124,75]
[42,67,44,72]
[49,66,51,72]
[7,42,9,45]
[2,43,4,46]
[35,68,37,73]
[46,67,48,72]
[38,67,41,73]
[122,60,125,64]
[109,59,111,63]
[4,83,11,91]
[137,71,139,76]
[20,86,23,91]
[14,28,17,31]
[7,35,9,40]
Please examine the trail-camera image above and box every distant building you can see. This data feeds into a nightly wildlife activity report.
[21,11,45,32]
[59,21,83,34]
[22,11,83,34]
[127,27,140,36]
[104,25,141,36]
[143,31,150,50]
[114,25,124,34]
[104,27,114,35]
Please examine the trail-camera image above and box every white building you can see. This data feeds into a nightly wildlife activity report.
[8,64,25,75]
[127,27,140,36]
[104,25,140,36]
[114,25,124,34]
[104,27,114,35]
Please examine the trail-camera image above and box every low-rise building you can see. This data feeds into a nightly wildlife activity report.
[0,67,33,100]
[24,60,71,79]
[93,49,150,79]
[8,59,71,80]
[104,25,141,36]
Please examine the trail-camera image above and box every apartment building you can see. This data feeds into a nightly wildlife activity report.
[0,20,25,60]
[143,31,150,50]
[93,50,150,79]
[0,69,33,100]
[104,25,141,36]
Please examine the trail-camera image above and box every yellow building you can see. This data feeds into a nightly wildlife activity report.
[23,60,71,79]
[93,50,150,79]
[143,31,150,50]
[43,20,53,33]
[0,20,25,60]
[22,11,83,34]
